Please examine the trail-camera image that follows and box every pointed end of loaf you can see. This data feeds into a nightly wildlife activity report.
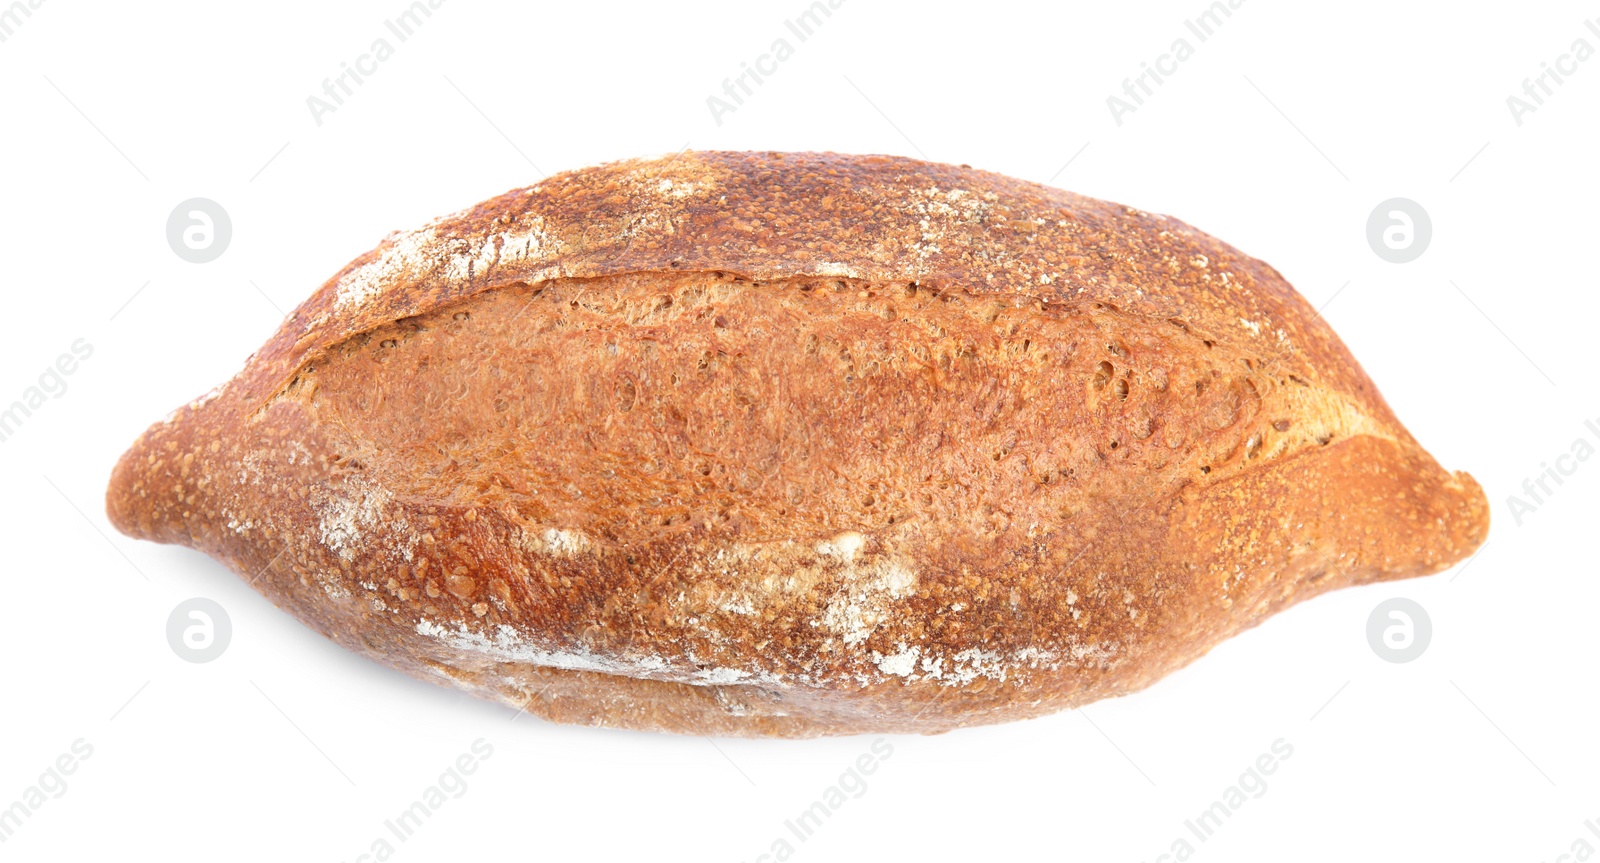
[106,421,178,545]
[106,394,228,548]
[1175,433,1490,600]
[1328,437,1489,585]
[1398,465,1490,580]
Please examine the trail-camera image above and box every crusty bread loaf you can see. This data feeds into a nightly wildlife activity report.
[106,151,1487,736]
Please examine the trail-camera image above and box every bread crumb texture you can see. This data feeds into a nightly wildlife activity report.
[106,152,1487,736]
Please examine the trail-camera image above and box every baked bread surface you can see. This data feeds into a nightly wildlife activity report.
[107,151,1488,736]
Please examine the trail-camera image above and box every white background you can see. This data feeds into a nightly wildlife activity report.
[1,1,1595,860]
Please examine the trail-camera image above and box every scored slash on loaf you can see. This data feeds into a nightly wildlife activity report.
[107,151,1488,736]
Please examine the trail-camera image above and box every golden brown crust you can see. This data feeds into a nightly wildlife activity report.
[105,152,1487,736]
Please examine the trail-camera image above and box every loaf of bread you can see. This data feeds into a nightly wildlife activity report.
[106,151,1487,736]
